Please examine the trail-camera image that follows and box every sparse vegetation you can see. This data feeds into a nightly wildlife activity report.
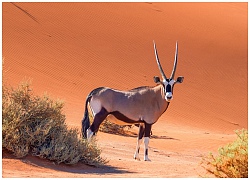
[2,81,106,166]
[202,129,248,178]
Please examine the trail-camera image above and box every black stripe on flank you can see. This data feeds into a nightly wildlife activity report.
[109,111,143,124]
[90,107,109,133]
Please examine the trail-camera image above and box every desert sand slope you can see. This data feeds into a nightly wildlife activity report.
[2,2,247,178]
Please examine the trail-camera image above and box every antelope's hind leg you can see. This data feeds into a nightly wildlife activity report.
[87,107,108,141]
[134,124,145,161]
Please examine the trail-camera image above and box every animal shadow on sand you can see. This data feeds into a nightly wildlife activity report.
[110,129,180,141]
[151,134,180,140]
[3,149,134,175]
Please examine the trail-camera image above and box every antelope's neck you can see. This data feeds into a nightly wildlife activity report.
[153,84,170,113]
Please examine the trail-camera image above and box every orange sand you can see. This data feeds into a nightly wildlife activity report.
[2,2,247,177]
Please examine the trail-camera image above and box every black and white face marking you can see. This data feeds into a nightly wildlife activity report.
[154,75,184,102]
[162,79,175,102]
[153,41,184,102]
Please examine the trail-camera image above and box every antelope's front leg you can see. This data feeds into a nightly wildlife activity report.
[134,124,144,161]
[144,123,152,161]
[134,138,142,160]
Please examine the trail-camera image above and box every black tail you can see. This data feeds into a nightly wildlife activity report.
[81,96,91,138]
[81,87,105,138]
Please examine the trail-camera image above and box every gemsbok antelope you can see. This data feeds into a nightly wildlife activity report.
[82,41,184,161]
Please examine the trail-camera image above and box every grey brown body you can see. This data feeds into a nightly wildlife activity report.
[81,41,184,161]
[91,85,169,124]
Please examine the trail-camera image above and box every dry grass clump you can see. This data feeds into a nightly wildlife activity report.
[2,81,106,166]
[202,129,248,178]
[99,119,132,135]
[88,111,132,135]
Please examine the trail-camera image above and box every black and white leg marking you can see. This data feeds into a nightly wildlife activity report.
[144,123,152,161]
[134,122,152,161]
[134,124,145,161]
[87,107,108,140]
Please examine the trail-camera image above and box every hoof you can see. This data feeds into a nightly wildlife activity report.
[134,155,141,161]
[144,157,151,161]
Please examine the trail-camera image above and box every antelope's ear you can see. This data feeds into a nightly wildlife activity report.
[153,76,161,83]
[176,76,184,83]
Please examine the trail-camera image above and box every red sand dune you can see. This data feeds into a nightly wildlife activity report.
[2,2,247,177]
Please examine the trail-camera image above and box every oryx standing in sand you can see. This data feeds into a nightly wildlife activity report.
[82,41,184,161]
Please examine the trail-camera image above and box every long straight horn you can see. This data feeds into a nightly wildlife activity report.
[153,41,167,80]
[170,41,178,79]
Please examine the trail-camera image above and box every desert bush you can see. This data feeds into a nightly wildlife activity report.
[2,81,106,166]
[202,129,248,178]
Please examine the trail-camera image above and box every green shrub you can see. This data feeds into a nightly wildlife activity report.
[202,129,248,178]
[2,81,106,166]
